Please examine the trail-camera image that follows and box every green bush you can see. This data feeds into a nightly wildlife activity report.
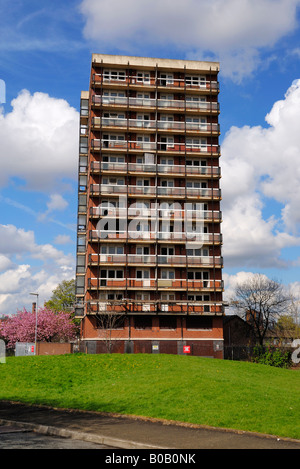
[252,345,292,368]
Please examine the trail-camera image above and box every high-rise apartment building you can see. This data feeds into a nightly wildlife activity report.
[75,54,224,357]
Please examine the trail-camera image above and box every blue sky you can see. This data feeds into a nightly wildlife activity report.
[1,0,300,313]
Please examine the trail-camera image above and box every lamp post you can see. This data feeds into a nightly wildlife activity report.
[30,292,39,355]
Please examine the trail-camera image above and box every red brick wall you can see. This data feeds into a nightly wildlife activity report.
[36,343,73,355]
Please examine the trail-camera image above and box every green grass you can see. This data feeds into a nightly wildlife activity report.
[0,354,299,439]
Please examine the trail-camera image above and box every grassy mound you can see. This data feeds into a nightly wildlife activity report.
[0,353,299,439]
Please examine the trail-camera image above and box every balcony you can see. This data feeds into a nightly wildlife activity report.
[92,73,219,92]
[88,253,223,267]
[89,230,223,244]
[90,161,221,178]
[90,184,221,200]
[86,300,224,315]
[89,206,222,222]
[91,139,220,155]
[88,277,223,290]
[92,95,220,113]
[92,117,220,135]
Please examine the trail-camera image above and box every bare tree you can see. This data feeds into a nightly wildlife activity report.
[231,274,291,345]
[96,311,126,353]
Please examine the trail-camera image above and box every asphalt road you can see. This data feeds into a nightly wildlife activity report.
[1,401,300,450]
[0,425,115,449]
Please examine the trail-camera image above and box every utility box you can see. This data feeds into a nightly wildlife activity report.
[15,343,35,356]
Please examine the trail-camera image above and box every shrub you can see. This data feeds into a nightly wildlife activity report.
[252,345,292,368]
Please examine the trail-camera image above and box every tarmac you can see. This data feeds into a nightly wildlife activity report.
[0,400,300,449]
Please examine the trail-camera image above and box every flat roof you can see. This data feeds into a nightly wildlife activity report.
[92,53,219,72]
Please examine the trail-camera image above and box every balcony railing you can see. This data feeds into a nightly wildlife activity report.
[92,95,220,112]
[90,161,221,177]
[87,300,224,314]
[90,184,221,199]
[92,73,219,91]
[91,139,220,154]
[88,253,222,266]
[89,230,223,243]
[92,117,220,133]
[88,277,224,290]
[89,206,222,221]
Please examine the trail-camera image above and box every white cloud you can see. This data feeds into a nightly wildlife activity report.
[54,234,73,245]
[223,271,261,302]
[0,89,79,191]
[38,194,69,221]
[0,254,13,273]
[46,194,69,212]
[0,224,75,314]
[221,80,300,267]
[80,0,300,80]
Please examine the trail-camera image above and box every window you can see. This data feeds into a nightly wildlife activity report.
[160,269,175,280]
[136,292,150,301]
[80,137,88,154]
[186,159,207,167]
[160,157,174,165]
[160,293,176,312]
[161,247,174,256]
[102,112,126,126]
[136,113,151,127]
[103,69,126,81]
[186,180,207,188]
[136,246,150,255]
[80,99,89,116]
[186,96,206,109]
[99,292,123,301]
[185,75,206,87]
[186,116,206,124]
[103,155,125,163]
[134,316,152,330]
[102,177,125,185]
[136,93,151,105]
[187,270,209,280]
[186,116,207,130]
[186,138,207,149]
[161,179,174,187]
[136,71,150,83]
[159,73,174,85]
[160,93,174,100]
[161,293,175,301]
[136,269,150,279]
[137,93,150,98]
[100,245,124,255]
[188,294,210,302]
[160,136,174,149]
[137,178,150,186]
[102,134,126,148]
[102,91,126,105]
[135,200,150,209]
[100,269,124,279]
[186,248,209,256]
[186,316,212,330]
[159,317,177,330]
[137,135,150,142]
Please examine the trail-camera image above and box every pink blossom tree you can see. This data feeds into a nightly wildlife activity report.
[0,308,78,349]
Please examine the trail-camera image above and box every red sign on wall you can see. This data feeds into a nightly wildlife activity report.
[183,346,191,354]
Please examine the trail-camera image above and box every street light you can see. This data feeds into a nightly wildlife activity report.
[30,292,39,355]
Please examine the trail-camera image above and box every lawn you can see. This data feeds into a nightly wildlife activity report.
[0,353,299,439]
